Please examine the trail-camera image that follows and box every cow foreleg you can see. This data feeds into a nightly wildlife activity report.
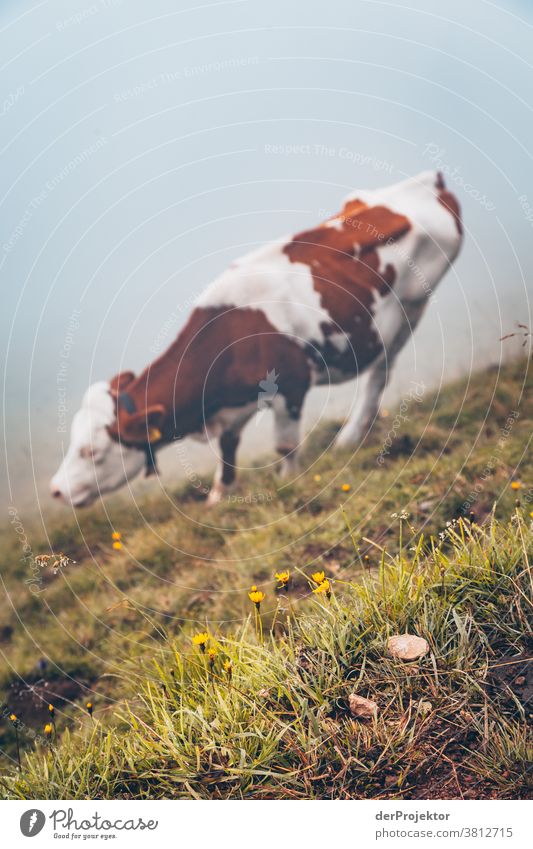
[206,405,256,505]
[273,395,301,478]
[207,429,240,506]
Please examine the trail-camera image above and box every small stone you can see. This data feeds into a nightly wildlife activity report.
[349,693,378,719]
[388,633,429,661]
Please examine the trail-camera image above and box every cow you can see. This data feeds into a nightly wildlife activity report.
[50,170,462,507]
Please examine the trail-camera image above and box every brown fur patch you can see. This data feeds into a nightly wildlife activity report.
[284,201,411,371]
[109,307,311,444]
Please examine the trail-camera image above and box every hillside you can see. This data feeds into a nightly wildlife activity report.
[0,358,532,799]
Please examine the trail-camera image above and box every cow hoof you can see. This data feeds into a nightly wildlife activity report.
[206,486,225,506]
[334,429,364,450]
[275,447,298,479]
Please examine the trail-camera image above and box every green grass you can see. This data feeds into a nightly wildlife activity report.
[0,358,532,798]
[2,515,532,800]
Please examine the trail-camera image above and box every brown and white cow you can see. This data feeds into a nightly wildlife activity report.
[50,170,462,506]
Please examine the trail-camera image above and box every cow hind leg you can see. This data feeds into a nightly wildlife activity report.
[335,299,425,449]
[334,356,390,448]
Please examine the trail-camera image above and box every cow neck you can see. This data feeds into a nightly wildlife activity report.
[124,307,225,439]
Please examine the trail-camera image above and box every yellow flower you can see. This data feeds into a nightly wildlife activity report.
[249,586,265,608]
[223,659,232,674]
[207,647,217,668]
[48,703,55,717]
[341,483,351,492]
[275,570,290,588]
[511,481,522,490]
[112,540,123,550]
[530,511,533,519]
[311,571,325,585]
[44,723,53,736]
[313,579,331,598]
[86,701,93,715]
[313,474,321,482]
[192,631,209,651]
[9,713,17,722]
[111,531,121,541]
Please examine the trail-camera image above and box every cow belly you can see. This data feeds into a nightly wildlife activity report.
[205,402,258,438]
[309,329,383,383]
[310,291,421,386]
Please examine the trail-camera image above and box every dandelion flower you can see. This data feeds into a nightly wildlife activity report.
[9,713,17,722]
[511,481,522,490]
[207,647,217,669]
[530,511,533,519]
[48,703,55,718]
[111,531,121,541]
[192,632,209,651]
[313,579,331,599]
[112,541,123,550]
[311,571,325,585]
[313,474,321,482]
[249,586,265,609]
[86,701,93,716]
[223,659,233,679]
[341,483,351,492]
[275,570,290,588]
[44,723,53,736]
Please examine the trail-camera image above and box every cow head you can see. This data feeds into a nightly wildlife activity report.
[50,372,165,507]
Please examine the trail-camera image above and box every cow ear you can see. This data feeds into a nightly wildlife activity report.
[113,404,166,445]
[109,371,136,397]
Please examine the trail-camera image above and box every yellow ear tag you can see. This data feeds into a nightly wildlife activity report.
[148,427,162,443]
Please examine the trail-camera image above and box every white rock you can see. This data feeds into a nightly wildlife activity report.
[387,633,429,661]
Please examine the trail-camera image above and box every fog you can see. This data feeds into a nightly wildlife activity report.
[1,0,532,512]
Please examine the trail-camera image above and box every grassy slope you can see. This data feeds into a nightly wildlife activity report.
[0,358,532,798]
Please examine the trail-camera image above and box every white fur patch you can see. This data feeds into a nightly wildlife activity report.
[346,170,461,303]
[197,240,331,346]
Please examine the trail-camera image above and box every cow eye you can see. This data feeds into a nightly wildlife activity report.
[79,445,104,463]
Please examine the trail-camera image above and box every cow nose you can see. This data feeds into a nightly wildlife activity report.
[51,488,62,499]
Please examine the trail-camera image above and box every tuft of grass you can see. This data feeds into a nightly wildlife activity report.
[2,513,531,800]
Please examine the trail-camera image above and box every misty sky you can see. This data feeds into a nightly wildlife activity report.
[1,0,532,511]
